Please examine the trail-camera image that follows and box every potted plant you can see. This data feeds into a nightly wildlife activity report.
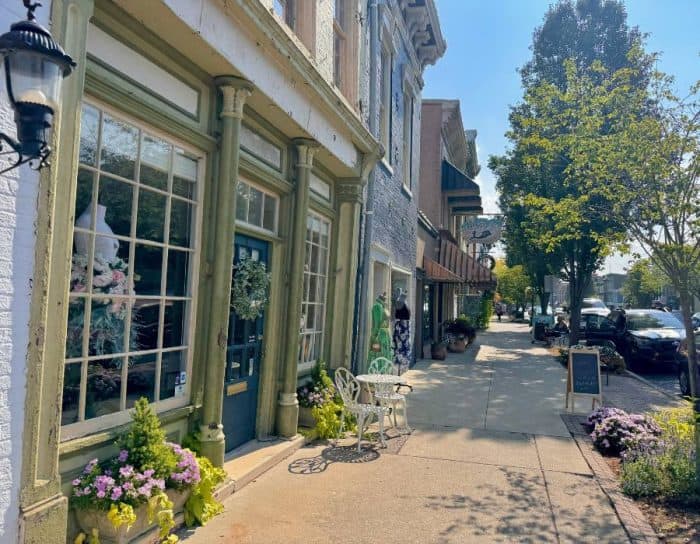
[70,398,226,543]
[444,317,475,353]
[431,340,447,360]
[296,361,334,428]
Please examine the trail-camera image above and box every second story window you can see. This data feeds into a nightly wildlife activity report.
[273,0,295,27]
[379,46,392,162]
[333,0,347,89]
[402,91,413,189]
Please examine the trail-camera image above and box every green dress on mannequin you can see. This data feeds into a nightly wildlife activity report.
[368,293,393,364]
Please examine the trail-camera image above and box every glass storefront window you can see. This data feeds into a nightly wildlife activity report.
[63,101,201,430]
[299,213,331,367]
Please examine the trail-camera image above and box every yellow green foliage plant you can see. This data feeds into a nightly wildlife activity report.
[184,455,226,527]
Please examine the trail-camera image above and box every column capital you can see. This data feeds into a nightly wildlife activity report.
[215,76,254,119]
[336,181,364,204]
[292,138,321,169]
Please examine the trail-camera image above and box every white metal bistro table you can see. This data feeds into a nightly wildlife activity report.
[355,374,412,434]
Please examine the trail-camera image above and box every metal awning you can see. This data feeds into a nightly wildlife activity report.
[438,236,497,289]
[441,159,479,193]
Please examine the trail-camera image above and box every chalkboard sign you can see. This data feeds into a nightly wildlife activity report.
[566,348,602,412]
[571,352,600,395]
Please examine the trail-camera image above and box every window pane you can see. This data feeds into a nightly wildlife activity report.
[66,297,86,358]
[173,149,197,199]
[137,187,166,242]
[85,358,123,420]
[79,103,100,166]
[89,298,127,356]
[100,114,138,179]
[74,168,94,223]
[319,248,328,276]
[126,353,156,405]
[310,245,319,273]
[170,199,194,248]
[132,299,160,352]
[163,300,187,348]
[308,275,318,303]
[160,350,188,400]
[167,250,190,297]
[134,244,163,295]
[335,0,345,28]
[235,182,249,222]
[248,186,263,227]
[263,195,276,231]
[97,174,132,238]
[140,134,170,191]
[62,363,82,425]
[273,0,286,18]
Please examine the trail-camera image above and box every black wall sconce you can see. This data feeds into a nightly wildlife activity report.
[0,1,75,174]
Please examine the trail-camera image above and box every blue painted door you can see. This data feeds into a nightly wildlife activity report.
[223,235,269,452]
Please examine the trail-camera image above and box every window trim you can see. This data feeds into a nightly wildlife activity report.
[61,97,205,441]
[298,211,332,374]
[379,44,392,162]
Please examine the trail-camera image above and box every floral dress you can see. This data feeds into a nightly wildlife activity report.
[393,305,411,375]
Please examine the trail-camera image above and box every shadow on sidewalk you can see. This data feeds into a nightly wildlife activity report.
[288,445,380,475]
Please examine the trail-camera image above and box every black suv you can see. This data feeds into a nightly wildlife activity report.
[677,331,700,396]
[581,309,686,370]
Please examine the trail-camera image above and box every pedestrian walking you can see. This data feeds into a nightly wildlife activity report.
[496,303,504,322]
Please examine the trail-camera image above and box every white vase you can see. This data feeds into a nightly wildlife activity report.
[75,201,119,261]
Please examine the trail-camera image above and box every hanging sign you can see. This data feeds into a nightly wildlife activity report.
[566,348,602,412]
[461,217,503,245]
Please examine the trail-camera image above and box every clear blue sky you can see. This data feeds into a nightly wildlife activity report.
[423,0,699,272]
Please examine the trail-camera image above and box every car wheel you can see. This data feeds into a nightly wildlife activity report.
[678,367,691,397]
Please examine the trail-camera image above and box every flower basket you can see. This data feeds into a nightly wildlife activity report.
[431,342,447,360]
[74,488,190,544]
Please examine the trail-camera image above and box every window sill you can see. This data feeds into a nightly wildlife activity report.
[379,158,394,175]
[401,184,413,199]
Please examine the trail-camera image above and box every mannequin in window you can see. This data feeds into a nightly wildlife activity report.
[368,292,393,365]
[393,290,411,375]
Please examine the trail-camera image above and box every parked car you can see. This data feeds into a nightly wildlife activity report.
[581,309,686,370]
[692,312,700,330]
[582,298,607,310]
[677,330,700,396]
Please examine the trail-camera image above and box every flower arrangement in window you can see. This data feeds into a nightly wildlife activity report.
[71,398,226,543]
[231,256,271,321]
[66,254,137,359]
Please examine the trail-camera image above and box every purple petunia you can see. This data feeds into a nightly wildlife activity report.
[118,450,129,463]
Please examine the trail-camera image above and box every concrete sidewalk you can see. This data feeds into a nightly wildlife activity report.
[181,320,632,543]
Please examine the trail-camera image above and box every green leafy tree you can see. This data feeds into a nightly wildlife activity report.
[494,260,531,311]
[622,258,667,308]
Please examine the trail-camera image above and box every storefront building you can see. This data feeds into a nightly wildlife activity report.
[415,99,495,357]
[355,0,445,373]
[0,0,381,541]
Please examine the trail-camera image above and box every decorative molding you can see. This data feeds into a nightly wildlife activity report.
[215,76,254,119]
[292,138,321,169]
[336,182,364,204]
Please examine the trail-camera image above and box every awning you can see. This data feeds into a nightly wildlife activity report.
[438,237,497,289]
[441,159,479,193]
[423,257,464,283]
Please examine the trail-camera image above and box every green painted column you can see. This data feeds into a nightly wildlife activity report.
[329,182,364,370]
[18,1,94,542]
[199,77,254,467]
[276,138,320,438]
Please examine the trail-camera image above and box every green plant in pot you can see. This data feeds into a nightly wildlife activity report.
[70,398,226,544]
[444,317,475,352]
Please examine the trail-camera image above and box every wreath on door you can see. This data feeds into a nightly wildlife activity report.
[231,257,271,321]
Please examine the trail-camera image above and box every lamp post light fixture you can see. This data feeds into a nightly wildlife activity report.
[0,1,75,174]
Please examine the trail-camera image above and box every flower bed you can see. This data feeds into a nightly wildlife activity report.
[71,398,225,543]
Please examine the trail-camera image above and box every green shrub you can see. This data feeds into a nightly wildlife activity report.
[184,455,226,527]
[621,406,696,498]
[115,397,177,480]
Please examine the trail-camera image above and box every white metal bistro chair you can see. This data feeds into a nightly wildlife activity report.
[334,367,390,452]
[367,357,411,433]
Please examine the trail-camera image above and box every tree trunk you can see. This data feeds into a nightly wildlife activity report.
[678,289,700,492]
[540,291,551,315]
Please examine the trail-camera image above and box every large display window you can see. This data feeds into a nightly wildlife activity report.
[62,100,203,436]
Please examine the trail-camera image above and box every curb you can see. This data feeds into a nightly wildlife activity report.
[562,414,660,543]
[623,369,689,404]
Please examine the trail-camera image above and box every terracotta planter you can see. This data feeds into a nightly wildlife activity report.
[74,488,190,544]
[447,338,467,353]
[431,343,447,360]
[298,405,316,428]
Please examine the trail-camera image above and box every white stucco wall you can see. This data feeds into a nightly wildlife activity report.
[0,4,40,542]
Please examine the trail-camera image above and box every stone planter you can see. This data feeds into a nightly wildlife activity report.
[447,337,467,353]
[431,343,447,360]
[298,405,316,428]
[74,488,189,544]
